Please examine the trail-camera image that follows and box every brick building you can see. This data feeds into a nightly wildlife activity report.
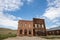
[17,18,46,36]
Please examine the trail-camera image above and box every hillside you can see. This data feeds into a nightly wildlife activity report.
[0,28,17,34]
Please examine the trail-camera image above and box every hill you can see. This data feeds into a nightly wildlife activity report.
[0,28,17,34]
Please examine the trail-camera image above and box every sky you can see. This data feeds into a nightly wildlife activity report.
[0,0,60,30]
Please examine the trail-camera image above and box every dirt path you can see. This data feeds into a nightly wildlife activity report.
[4,36,60,40]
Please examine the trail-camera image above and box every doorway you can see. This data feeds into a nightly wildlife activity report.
[24,29,27,36]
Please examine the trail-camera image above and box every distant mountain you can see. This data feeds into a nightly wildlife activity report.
[47,26,60,31]
[0,28,17,34]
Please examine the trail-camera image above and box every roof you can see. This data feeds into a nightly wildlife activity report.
[33,18,44,20]
[47,26,60,31]
[19,20,33,22]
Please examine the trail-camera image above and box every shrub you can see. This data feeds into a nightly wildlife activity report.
[0,34,16,40]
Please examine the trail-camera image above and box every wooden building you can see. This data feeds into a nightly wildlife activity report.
[47,26,60,35]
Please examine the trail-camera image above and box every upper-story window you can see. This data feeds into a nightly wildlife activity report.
[42,24,44,28]
[24,24,26,27]
[20,23,22,27]
[35,24,37,28]
[38,24,41,28]
[29,24,30,28]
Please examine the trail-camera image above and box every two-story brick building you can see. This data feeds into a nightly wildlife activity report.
[17,18,46,36]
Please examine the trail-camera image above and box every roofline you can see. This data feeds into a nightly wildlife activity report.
[33,18,44,20]
[19,20,33,22]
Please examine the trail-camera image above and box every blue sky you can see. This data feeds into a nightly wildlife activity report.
[4,0,47,20]
[0,0,60,30]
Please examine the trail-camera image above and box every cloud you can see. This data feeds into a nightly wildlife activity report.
[0,13,22,30]
[22,0,33,4]
[0,0,34,30]
[0,0,23,11]
[43,7,60,20]
[0,0,23,30]
[41,0,60,28]
[27,0,33,3]
[4,13,22,20]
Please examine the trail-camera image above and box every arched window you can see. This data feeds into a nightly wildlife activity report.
[24,24,26,27]
[24,24,26,28]
[20,29,22,34]
[29,24,31,28]
[29,30,31,34]
[20,23,22,27]
[24,29,27,35]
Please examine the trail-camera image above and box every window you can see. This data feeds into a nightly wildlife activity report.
[42,24,44,28]
[29,30,31,34]
[20,29,22,34]
[24,24,26,28]
[24,29,27,35]
[49,32,51,34]
[57,31,59,34]
[24,24,26,27]
[25,24,26,27]
[35,24,37,28]
[20,23,22,27]
[38,24,41,28]
[53,32,54,34]
[29,24,30,28]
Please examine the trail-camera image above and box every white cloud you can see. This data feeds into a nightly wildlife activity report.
[0,0,23,30]
[43,7,60,20]
[0,0,23,11]
[27,0,33,4]
[0,0,34,30]
[27,0,33,3]
[42,0,60,28]
[0,13,22,30]
[5,13,22,20]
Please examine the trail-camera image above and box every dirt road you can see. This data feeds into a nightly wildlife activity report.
[4,36,60,40]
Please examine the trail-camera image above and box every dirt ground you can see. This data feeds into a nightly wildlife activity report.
[4,36,60,40]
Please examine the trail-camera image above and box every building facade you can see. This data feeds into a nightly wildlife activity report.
[47,27,60,35]
[17,18,46,36]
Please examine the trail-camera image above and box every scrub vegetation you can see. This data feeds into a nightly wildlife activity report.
[0,28,17,40]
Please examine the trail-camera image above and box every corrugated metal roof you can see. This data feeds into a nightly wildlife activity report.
[47,26,60,31]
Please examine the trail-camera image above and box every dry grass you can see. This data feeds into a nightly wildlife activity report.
[0,28,17,40]
[0,28,17,34]
[40,35,60,39]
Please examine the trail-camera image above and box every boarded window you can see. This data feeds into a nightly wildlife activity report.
[35,24,37,28]
[38,24,41,28]
[42,24,44,28]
